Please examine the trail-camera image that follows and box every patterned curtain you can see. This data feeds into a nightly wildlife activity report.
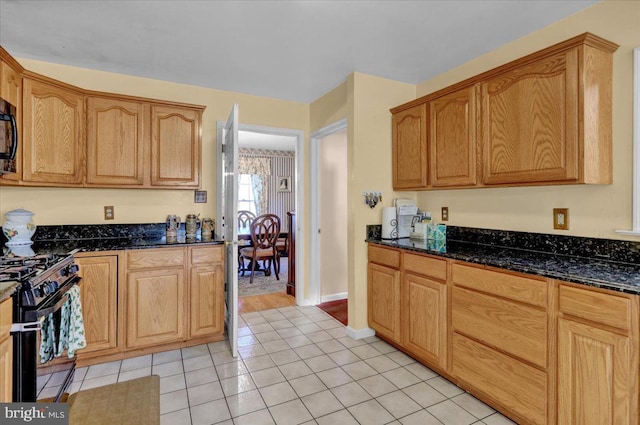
[238,156,271,215]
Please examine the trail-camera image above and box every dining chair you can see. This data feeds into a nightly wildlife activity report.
[237,210,256,273]
[237,210,256,232]
[239,214,281,283]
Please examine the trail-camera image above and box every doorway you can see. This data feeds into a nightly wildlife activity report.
[217,122,306,313]
[310,119,348,320]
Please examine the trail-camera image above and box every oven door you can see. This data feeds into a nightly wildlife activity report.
[12,275,81,402]
[0,98,18,175]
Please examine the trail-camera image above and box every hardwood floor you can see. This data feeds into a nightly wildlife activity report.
[238,291,296,314]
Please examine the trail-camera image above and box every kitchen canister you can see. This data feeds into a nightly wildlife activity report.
[381,206,398,240]
[185,214,200,239]
[201,217,214,240]
[166,215,180,242]
[2,209,37,246]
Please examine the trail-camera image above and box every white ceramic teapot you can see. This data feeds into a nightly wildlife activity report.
[3,209,36,246]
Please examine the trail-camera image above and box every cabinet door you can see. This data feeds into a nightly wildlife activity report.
[76,256,118,354]
[430,86,477,187]
[367,262,401,343]
[86,96,147,186]
[190,264,224,338]
[0,298,12,402]
[0,59,21,107]
[558,318,633,425]
[0,338,11,402]
[402,272,446,368]
[22,78,84,184]
[0,60,22,182]
[150,105,201,188]
[392,103,428,189]
[481,49,579,185]
[126,267,186,349]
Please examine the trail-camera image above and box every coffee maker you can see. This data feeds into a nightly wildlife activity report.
[395,199,418,238]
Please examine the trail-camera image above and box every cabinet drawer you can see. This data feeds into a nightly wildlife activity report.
[127,248,185,270]
[191,246,224,266]
[452,333,547,425]
[0,300,11,344]
[559,284,631,331]
[368,245,400,269]
[403,253,447,281]
[452,286,547,368]
[452,263,547,308]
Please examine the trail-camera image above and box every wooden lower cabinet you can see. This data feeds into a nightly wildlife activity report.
[367,262,401,343]
[368,244,640,425]
[76,255,118,356]
[0,298,12,402]
[452,332,548,425]
[557,283,639,425]
[402,272,446,369]
[558,319,632,424]
[189,246,225,338]
[126,267,186,349]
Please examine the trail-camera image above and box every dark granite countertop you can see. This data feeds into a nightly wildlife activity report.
[26,236,224,256]
[0,236,224,301]
[368,238,640,296]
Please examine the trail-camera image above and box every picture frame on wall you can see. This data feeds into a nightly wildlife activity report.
[278,176,291,192]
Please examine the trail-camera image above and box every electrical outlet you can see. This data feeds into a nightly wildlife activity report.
[441,207,449,221]
[553,208,569,230]
[104,206,114,220]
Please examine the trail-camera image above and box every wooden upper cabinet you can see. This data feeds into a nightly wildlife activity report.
[392,103,428,189]
[0,59,21,108]
[481,50,579,185]
[22,77,84,184]
[391,33,617,190]
[151,104,202,188]
[430,86,477,187]
[86,96,147,186]
[0,54,23,183]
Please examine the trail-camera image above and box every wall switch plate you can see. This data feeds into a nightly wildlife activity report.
[553,208,569,230]
[441,207,449,221]
[104,206,114,220]
[194,190,207,203]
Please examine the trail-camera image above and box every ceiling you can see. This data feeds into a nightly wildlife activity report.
[0,0,599,104]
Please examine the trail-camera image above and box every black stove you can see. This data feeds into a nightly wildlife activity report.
[4,251,81,402]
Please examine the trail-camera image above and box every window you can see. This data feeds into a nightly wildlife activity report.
[238,174,257,215]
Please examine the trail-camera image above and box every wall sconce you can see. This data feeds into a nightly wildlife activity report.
[363,192,382,209]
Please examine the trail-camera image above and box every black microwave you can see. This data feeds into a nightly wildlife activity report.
[0,97,18,175]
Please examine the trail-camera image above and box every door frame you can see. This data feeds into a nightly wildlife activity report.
[309,118,348,305]
[217,122,307,306]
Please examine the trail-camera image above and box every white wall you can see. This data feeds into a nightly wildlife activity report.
[320,130,348,299]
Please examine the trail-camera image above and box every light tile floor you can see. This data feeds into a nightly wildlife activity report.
[37,305,518,425]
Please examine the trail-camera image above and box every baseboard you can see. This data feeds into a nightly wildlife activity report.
[320,292,348,303]
[346,326,375,340]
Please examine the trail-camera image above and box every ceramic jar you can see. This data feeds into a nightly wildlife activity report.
[201,217,214,240]
[3,209,36,246]
[166,215,180,241]
[185,214,199,239]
